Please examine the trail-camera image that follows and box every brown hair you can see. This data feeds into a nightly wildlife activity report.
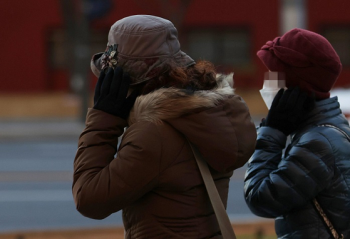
[140,60,217,95]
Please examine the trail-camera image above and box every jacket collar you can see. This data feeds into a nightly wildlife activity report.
[291,96,348,138]
[305,96,343,125]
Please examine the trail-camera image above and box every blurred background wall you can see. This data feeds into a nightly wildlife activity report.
[1,0,350,121]
[1,1,350,238]
[2,0,350,92]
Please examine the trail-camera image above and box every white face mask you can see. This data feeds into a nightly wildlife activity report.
[259,72,286,109]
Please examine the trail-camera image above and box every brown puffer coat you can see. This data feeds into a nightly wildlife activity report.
[73,75,257,239]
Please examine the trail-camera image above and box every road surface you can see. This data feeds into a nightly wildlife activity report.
[0,119,267,233]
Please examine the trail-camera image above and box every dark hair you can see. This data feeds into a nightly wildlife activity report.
[140,60,217,95]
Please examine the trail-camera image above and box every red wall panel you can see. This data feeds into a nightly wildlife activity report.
[307,0,350,87]
[0,0,280,92]
[0,0,62,92]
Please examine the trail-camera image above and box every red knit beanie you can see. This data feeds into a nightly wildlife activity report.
[257,28,342,99]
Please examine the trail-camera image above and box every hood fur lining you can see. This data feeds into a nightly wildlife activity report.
[128,74,234,125]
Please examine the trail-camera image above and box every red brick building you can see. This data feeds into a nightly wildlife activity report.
[0,0,349,93]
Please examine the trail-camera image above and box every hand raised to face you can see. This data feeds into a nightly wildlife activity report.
[264,87,315,135]
[93,67,139,119]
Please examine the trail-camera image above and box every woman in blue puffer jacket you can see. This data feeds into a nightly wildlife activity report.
[244,28,350,239]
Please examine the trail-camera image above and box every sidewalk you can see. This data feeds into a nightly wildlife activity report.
[0,220,275,239]
[0,91,274,238]
[0,90,267,119]
[0,93,83,120]
[0,92,85,140]
[0,90,267,140]
[1,89,349,122]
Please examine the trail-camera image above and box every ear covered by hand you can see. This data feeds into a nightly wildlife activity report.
[93,67,139,119]
[262,87,315,135]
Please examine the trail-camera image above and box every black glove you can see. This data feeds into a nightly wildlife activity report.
[93,67,139,119]
[264,87,315,135]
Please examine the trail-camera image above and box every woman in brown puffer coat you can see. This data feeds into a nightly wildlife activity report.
[73,15,257,239]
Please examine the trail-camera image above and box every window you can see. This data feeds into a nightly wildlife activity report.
[48,29,109,69]
[186,29,252,72]
[322,27,350,67]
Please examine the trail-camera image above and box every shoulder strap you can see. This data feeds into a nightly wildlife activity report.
[187,139,237,239]
[318,124,350,141]
[313,199,344,239]
[314,124,345,239]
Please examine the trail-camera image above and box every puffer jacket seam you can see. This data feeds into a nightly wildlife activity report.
[317,128,350,191]
[275,171,307,208]
[305,129,346,236]
[300,129,335,173]
[317,131,338,174]
[290,143,331,189]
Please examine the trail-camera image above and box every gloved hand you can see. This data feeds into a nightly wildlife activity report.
[93,67,139,119]
[263,87,315,135]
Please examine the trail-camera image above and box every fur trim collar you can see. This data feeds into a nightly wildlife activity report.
[128,74,234,125]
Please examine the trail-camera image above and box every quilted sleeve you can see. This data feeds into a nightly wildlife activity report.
[72,109,161,219]
[244,127,335,218]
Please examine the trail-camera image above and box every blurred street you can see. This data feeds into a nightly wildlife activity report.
[1,0,350,238]
[0,137,266,233]
[1,88,349,233]
[0,91,270,233]
[0,138,127,232]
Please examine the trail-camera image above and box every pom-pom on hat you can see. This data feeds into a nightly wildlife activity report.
[90,15,195,86]
[257,28,342,99]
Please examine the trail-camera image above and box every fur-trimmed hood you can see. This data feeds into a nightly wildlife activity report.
[127,74,256,173]
[128,74,234,125]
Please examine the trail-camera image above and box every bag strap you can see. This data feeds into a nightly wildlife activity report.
[318,124,350,142]
[314,124,346,239]
[312,199,344,239]
[187,139,237,239]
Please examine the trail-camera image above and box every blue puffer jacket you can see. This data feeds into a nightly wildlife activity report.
[244,96,350,239]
